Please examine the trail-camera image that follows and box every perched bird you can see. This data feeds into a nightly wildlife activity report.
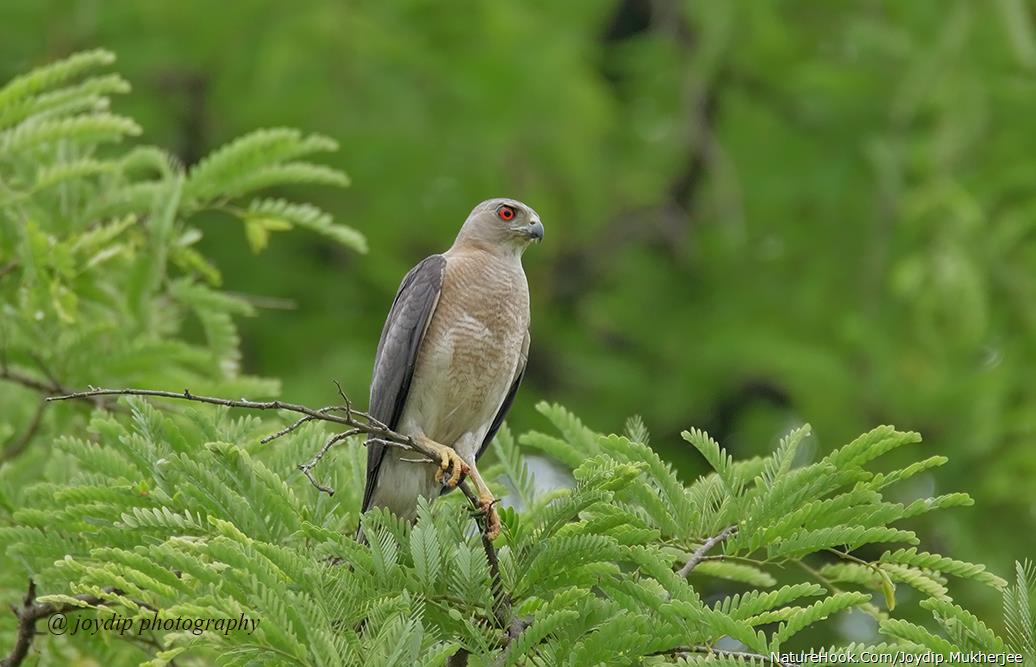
[360,198,543,539]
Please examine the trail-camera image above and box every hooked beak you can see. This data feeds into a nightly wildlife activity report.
[526,220,544,242]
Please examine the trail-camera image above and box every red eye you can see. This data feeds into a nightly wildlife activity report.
[498,205,516,221]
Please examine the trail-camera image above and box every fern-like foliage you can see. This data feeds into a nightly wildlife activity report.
[0,51,364,663]
[0,50,361,464]
[0,392,1025,665]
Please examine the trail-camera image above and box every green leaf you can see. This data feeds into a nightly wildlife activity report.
[693,561,776,587]
[683,427,741,494]
[246,198,366,253]
[771,592,872,649]
[880,548,1007,590]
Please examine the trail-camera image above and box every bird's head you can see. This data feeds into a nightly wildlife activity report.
[453,198,544,255]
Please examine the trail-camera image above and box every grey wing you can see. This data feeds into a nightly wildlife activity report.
[476,328,530,461]
[361,254,446,512]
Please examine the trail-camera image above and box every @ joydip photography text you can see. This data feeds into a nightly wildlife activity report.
[51,611,261,637]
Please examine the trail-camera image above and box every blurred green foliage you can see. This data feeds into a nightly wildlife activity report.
[3,0,1036,630]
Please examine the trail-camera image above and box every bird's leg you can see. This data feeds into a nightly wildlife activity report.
[464,464,501,540]
[415,435,470,488]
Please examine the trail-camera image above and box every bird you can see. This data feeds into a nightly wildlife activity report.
[359,198,543,540]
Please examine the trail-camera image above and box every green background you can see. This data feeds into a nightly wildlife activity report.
[3,0,1035,624]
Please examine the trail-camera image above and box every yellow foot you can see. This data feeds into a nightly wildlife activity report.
[479,494,501,540]
[429,443,469,488]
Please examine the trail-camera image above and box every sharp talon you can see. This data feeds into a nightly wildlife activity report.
[485,516,501,540]
[442,452,464,488]
[424,443,470,489]
[479,495,501,540]
[454,461,470,487]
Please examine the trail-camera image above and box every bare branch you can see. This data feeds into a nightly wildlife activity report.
[0,361,107,459]
[458,482,511,629]
[0,367,63,395]
[44,385,441,496]
[677,524,739,578]
[48,386,347,420]
[0,364,108,410]
[297,429,361,496]
[28,354,63,392]
[265,380,356,456]
[1,580,124,667]
[332,379,350,414]
[298,466,335,496]
[259,406,337,444]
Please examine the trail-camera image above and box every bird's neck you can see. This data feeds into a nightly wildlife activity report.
[446,239,525,265]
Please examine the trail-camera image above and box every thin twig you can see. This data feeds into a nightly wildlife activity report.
[0,367,63,395]
[333,380,350,414]
[44,386,445,497]
[0,363,105,461]
[677,524,739,577]
[28,354,63,392]
[825,546,887,576]
[259,406,338,444]
[458,483,510,627]
[699,553,781,568]
[297,429,361,495]
[44,385,466,499]
[796,559,843,595]
[267,379,356,455]
[47,387,353,423]
[333,379,389,431]
[0,364,108,409]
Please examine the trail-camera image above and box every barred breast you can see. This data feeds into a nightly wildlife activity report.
[400,247,529,448]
